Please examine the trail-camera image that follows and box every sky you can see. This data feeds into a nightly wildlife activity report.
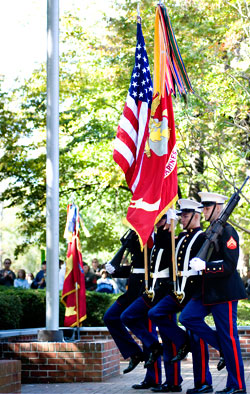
[0,0,114,89]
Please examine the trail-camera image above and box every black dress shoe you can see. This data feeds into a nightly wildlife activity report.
[132,381,160,390]
[151,384,182,392]
[171,342,190,363]
[215,389,246,394]
[217,355,226,371]
[186,384,213,393]
[144,342,163,368]
[123,353,144,374]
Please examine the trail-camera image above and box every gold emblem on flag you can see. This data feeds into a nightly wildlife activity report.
[65,306,77,317]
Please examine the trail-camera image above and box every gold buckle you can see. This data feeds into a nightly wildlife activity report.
[144,289,154,299]
[174,291,184,302]
[177,271,182,277]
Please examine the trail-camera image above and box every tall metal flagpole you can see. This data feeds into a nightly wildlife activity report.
[38,0,62,341]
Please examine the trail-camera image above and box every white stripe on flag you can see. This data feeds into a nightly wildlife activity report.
[136,101,148,159]
[114,138,135,167]
[131,154,144,193]
[126,95,138,120]
[119,115,137,144]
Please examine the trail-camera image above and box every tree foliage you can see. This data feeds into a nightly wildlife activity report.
[0,0,249,266]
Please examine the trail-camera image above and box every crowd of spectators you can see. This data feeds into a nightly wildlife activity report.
[0,257,128,294]
[83,258,127,294]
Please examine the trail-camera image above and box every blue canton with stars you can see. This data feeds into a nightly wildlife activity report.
[129,23,153,107]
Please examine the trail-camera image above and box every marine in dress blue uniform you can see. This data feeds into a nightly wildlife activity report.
[103,230,161,389]
[179,192,247,394]
[121,213,182,392]
[147,200,213,394]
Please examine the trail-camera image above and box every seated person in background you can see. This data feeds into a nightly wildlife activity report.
[0,258,16,286]
[14,269,30,289]
[115,255,129,293]
[91,258,101,277]
[27,273,34,286]
[245,269,250,300]
[59,259,66,291]
[31,261,46,289]
[96,269,118,294]
[83,262,97,291]
[115,277,128,293]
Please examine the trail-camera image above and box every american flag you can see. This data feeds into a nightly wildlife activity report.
[113,21,153,193]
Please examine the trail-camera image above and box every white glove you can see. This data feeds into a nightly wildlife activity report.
[166,208,178,224]
[105,262,115,274]
[189,257,206,271]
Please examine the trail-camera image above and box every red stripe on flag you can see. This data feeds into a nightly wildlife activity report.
[123,103,138,131]
[116,125,136,159]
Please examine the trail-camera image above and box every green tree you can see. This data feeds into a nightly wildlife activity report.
[0,0,249,267]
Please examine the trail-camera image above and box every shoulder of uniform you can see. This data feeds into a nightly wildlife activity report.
[223,223,239,240]
[178,231,187,239]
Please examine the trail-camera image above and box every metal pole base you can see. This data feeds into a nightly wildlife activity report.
[37,329,64,342]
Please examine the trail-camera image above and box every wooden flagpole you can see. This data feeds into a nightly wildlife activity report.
[75,281,80,340]
[143,245,149,292]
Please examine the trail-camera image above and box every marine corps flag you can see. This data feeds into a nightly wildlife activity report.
[125,5,178,247]
[61,204,86,327]
[114,5,194,248]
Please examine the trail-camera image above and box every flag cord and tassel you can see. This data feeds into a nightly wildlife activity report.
[170,205,177,293]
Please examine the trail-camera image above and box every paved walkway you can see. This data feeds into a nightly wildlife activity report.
[22,358,250,394]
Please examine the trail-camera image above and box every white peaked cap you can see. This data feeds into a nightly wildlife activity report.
[198,192,228,204]
[177,199,203,214]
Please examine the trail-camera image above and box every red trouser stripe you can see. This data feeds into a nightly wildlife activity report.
[228,301,242,389]
[154,359,159,384]
[168,314,178,385]
[199,338,205,383]
[171,342,178,386]
[148,318,159,384]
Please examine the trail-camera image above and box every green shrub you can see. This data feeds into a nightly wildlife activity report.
[59,291,118,327]
[84,291,119,327]
[0,286,249,329]
[14,289,46,328]
[0,286,118,329]
[0,288,23,329]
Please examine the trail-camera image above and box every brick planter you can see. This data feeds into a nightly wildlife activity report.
[0,359,21,393]
[0,340,119,383]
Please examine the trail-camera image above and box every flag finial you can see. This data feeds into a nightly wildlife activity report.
[137,2,141,22]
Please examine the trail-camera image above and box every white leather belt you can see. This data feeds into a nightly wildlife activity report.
[177,269,201,277]
[175,230,203,302]
[150,268,169,279]
[131,268,145,274]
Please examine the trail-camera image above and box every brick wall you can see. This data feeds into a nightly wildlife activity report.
[0,359,21,394]
[80,328,250,360]
[1,327,250,359]
[0,340,119,383]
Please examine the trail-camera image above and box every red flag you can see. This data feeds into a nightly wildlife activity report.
[114,13,178,248]
[125,91,178,248]
[61,204,86,327]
